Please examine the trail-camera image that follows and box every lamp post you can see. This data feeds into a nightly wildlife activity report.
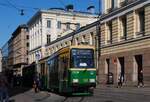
[35,52,40,74]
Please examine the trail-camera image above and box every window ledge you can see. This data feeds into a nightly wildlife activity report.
[120,36,127,40]
[107,40,112,43]
[136,31,144,36]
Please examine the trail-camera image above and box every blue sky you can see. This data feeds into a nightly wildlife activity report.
[0,0,101,48]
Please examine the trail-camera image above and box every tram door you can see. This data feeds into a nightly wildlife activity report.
[58,54,69,88]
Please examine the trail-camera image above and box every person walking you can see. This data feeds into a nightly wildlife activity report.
[33,73,41,93]
[0,73,9,102]
[138,70,144,88]
[117,73,124,88]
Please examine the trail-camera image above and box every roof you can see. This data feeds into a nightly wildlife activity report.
[11,24,28,39]
[27,9,98,25]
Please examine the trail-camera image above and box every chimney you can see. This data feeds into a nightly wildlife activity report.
[66,4,74,11]
[87,6,95,14]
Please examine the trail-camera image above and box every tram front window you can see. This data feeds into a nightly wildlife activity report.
[71,49,94,68]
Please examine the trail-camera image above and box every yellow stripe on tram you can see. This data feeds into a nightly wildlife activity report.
[69,68,96,71]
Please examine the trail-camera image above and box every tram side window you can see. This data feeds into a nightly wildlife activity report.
[49,59,54,72]
[54,57,58,73]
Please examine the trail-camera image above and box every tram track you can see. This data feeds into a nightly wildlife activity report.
[62,96,86,102]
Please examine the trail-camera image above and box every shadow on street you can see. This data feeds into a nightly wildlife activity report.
[9,86,31,97]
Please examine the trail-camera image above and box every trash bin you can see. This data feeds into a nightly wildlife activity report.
[107,72,114,84]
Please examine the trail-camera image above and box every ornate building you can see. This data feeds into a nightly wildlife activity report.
[27,8,98,64]
[7,24,29,75]
[99,0,150,86]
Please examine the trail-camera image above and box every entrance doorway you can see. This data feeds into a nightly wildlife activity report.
[118,57,125,82]
[133,55,143,81]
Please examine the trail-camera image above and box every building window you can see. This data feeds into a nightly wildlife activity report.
[26,35,29,39]
[136,8,145,35]
[76,23,80,30]
[47,20,51,28]
[47,35,51,44]
[82,35,86,43]
[112,0,115,9]
[57,21,61,29]
[107,21,112,43]
[66,23,70,30]
[75,37,79,45]
[26,42,29,47]
[107,0,115,13]
[120,16,127,40]
[90,32,94,45]
[105,59,110,74]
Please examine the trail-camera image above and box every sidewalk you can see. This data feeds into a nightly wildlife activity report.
[9,86,31,97]
[96,83,150,89]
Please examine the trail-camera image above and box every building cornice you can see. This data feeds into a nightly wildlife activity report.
[101,0,149,23]
[29,45,42,53]
[41,9,98,18]
[27,9,98,26]
[101,34,150,49]
[11,24,28,40]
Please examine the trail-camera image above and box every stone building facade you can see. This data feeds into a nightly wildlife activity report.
[1,42,9,72]
[27,9,98,64]
[99,0,150,86]
[8,24,29,75]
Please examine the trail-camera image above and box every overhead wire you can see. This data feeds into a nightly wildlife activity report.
[0,2,13,8]
[57,0,66,7]
[5,0,20,11]
[0,0,41,15]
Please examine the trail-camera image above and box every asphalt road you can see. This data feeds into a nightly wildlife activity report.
[9,86,150,102]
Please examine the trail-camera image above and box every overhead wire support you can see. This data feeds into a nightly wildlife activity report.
[4,0,42,16]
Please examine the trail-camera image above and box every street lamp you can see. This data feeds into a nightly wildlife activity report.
[35,51,41,74]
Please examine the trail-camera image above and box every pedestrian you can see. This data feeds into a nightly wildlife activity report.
[33,73,41,93]
[117,73,124,88]
[138,70,144,88]
[0,73,9,102]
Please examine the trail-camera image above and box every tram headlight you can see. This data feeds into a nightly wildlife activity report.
[73,79,79,83]
[89,79,95,83]
[90,71,94,75]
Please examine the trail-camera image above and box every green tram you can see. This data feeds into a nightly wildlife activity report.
[41,45,96,95]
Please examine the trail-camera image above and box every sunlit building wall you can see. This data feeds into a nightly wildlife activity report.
[28,8,98,64]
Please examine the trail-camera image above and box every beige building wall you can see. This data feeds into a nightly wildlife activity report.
[9,25,29,75]
[45,23,98,57]
[99,0,150,86]
[28,9,98,64]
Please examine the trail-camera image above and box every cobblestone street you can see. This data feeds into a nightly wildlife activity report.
[9,86,150,102]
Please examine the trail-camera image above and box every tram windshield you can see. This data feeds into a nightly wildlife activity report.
[70,48,95,68]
